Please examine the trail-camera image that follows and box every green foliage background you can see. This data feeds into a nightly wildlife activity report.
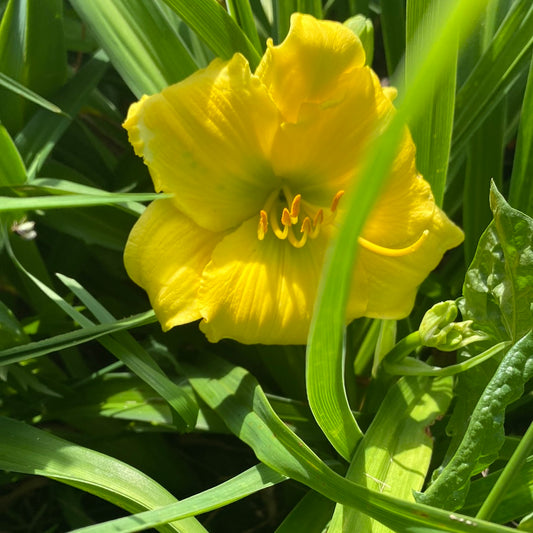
[0,0,532,532]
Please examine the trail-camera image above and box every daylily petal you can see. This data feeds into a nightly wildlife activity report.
[256,13,366,123]
[362,130,440,249]
[351,207,464,319]
[123,53,280,232]
[124,199,223,330]
[271,66,393,204]
[198,218,330,344]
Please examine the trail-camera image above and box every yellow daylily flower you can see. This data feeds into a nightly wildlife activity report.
[123,13,464,345]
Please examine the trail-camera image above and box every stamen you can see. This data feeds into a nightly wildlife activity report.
[358,230,429,257]
[289,194,301,223]
[331,190,345,212]
[281,208,292,227]
[270,209,289,239]
[257,210,268,240]
[288,221,309,248]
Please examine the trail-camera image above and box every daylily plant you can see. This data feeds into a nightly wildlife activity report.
[123,13,463,345]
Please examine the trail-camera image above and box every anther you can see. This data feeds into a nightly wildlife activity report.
[281,208,292,227]
[289,194,301,223]
[358,229,429,257]
[257,210,268,240]
[331,190,344,212]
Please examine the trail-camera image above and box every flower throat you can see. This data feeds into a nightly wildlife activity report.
[257,186,430,256]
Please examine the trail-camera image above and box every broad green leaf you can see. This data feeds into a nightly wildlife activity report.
[69,463,285,533]
[0,0,66,133]
[418,329,533,510]
[509,53,533,217]
[161,0,262,69]
[0,416,207,533]
[306,0,486,463]
[461,183,533,343]
[406,0,457,207]
[453,0,533,154]
[0,310,156,366]
[15,51,109,180]
[0,193,168,212]
[296,0,323,19]
[444,184,533,491]
[0,122,26,186]
[70,0,198,98]
[183,351,512,533]
[329,375,453,532]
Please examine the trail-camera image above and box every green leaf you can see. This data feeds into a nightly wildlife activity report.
[70,0,198,97]
[226,0,263,54]
[380,0,405,77]
[4,240,199,432]
[405,0,458,207]
[274,490,335,533]
[418,329,533,510]
[183,351,512,533]
[463,100,505,265]
[0,0,66,133]
[463,457,533,524]
[0,416,207,533]
[461,183,533,343]
[509,53,533,217]
[15,51,109,180]
[306,0,487,463]
[0,193,168,212]
[329,375,453,532]
[161,0,262,70]
[0,310,156,366]
[0,122,26,186]
[0,72,63,114]
[453,0,533,154]
[69,463,285,533]
[0,298,28,349]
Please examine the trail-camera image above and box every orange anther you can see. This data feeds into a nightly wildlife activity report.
[331,190,345,212]
[257,210,268,240]
[289,194,301,223]
[281,208,292,226]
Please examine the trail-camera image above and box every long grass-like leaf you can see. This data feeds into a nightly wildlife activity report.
[226,0,263,53]
[405,0,457,207]
[161,0,262,69]
[453,0,533,153]
[69,464,285,533]
[15,51,109,180]
[183,351,511,533]
[306,0,487,462]
[4,235,199,432]
[509,53,533,216]
[0,0,66,132]
[0,193,168,212]
[0,72,63,114]
[0,417,207,533]
[0,123,26,186]
[70,0,198,97]
[0,310,156,366]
